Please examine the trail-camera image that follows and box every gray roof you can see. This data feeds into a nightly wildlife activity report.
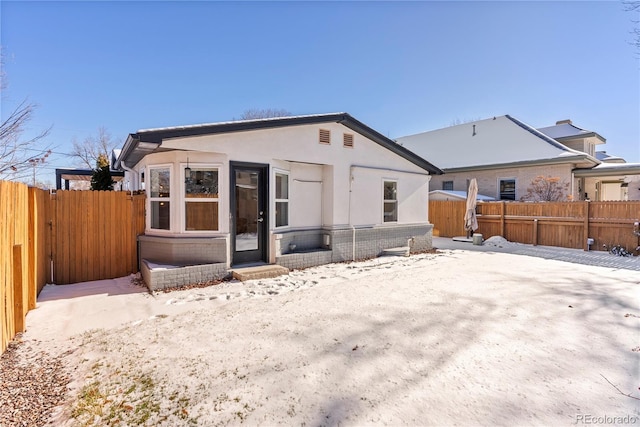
[595,151,625,163]
[395,115,599,171]
[537,122,605,142]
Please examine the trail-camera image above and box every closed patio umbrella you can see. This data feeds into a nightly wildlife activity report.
[464,178,478,238]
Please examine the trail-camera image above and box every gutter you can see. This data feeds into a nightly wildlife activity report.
[442,155,600,174]
[120,160,136,192]
[573,164,640,178]
[114,134,139,170]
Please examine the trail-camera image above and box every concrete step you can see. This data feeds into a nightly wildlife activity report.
[231,264,290,281]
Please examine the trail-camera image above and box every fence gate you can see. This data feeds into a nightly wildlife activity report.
[51,191,146,285]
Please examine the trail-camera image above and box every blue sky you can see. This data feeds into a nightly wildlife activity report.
[2,1,639,185]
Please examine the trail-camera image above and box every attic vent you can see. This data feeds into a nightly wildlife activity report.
[556,119,572,125]
[319,129,331,145]
[343,133,354,148]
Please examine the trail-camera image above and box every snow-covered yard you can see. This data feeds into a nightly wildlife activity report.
[15,249,640,425]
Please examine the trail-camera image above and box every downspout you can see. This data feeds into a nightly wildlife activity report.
[349,166,356,261]
[120,160,137,193]
[121,160,140,272]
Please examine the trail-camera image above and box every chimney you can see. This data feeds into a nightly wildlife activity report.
[556,119,572,125]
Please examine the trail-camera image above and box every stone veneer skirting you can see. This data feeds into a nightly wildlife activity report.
[140,259,228,291]
[139,223,433,289]
[275,223,433,269]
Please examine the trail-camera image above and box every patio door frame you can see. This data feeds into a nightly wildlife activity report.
[230,161,269,266]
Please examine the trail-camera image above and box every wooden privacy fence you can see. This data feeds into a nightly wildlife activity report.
[51,190,146,285]
[1,182,50,354]
[1,184,146,353]
[430,200,640,252]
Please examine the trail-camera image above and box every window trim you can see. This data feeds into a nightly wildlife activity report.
[383,179,398,223]
[181,163,221,233]
[274,169,290,229]
[147,164,173,232]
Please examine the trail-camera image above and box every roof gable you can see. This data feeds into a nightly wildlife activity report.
[395,115,598,171]
[116,113,442,174]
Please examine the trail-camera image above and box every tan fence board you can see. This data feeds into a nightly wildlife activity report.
[431,200,640,253]
[49,190,145,285]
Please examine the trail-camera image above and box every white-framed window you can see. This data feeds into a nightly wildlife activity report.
[184,166,219,231]
[383,180,398,222]
[499,178,516,200]
[149,166,171,230]
[275,171,289,228]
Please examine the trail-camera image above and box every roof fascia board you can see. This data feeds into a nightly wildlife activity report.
[338,116,443,174]
[442,155,598,174]
[574,166,640,177]
[134,114,348,143]
[116,113,443,175]
[554,133,606,143]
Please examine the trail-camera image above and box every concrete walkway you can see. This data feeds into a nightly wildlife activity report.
[433,236,640,271]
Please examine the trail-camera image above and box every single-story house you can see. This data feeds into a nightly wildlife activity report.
[114,113,442,289]
[396,116,640,201]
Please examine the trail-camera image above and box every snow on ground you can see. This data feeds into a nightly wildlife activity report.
[22,250,640,426]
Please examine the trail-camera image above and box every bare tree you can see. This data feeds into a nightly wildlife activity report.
[521,175,570,202]
[0,51,53,181]
[449,117,482,126]
[624,1,640,53]
[238,108,292,120]
[71,126,118,169]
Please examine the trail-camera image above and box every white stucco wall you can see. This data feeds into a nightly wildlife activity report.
[350,166,430,226]
[128,122,432,236]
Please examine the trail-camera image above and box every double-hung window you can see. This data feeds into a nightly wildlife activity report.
[383,180,398,222]
[185,167,219,231]
[499,178,516,200]
[149,167,171,230]
[275,172,289,227]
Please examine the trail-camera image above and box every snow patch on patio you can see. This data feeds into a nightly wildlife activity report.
[22,249,640,425]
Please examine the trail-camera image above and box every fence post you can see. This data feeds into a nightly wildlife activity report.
[533,218,538,246]
[500,201,505,237]
[583,200,590,251]
[12,245,24,333]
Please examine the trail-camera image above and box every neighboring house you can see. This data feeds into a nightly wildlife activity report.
[429,190,495,202]
[538,121,640,201]
[114,113,442,288]
[56,150,125,190]
[396,116,640,201]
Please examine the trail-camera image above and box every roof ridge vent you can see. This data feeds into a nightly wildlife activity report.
[556,119,572,125]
